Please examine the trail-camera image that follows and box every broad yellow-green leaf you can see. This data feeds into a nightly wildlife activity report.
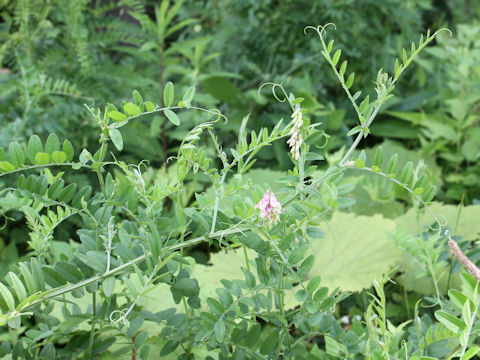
[35,152,50,165]
[110,111,127,122]
[0,161,15,172]
[396,202,480,241]
[51,151,67,164]
[123,102,141,116]
[308,212,399,292]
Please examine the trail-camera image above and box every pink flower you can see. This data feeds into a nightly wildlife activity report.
[255,190,282,227]
[287,108,303,160]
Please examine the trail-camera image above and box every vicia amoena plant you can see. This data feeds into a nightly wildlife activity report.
[1,24,472,360]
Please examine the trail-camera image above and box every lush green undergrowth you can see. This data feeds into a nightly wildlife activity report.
[1,1,480,359]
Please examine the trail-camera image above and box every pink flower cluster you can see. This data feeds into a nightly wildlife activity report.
[287,108,303,160]
[255,190,282,227]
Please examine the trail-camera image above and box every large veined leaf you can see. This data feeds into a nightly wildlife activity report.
[394,203,480,294]
[194,248,256,300]
[394,203,480,241]
[307,212,399,292]
[195,212,399,297]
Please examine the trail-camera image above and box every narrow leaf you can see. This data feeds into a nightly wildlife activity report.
[435,310,466,334]
[109,129,123,151]
[0,282,15,311]
[164,109,180,126]
[62,140,74,162]
[332,49,341,66]
[345,73,355,89]
[164,82,174,107]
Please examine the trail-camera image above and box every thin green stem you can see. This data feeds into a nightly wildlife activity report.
[243,245,250,272]
[87,292,96,358]
[0,162,92,178]
[13,227,250,316]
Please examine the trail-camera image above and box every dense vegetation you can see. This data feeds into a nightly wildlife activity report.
[0,0,480,359]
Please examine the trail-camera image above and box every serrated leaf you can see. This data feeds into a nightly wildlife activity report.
[164,82,174,107]
[109,129,123,151]
[164,109,180,126]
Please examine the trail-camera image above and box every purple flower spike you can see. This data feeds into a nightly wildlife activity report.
[255,190,282,227]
